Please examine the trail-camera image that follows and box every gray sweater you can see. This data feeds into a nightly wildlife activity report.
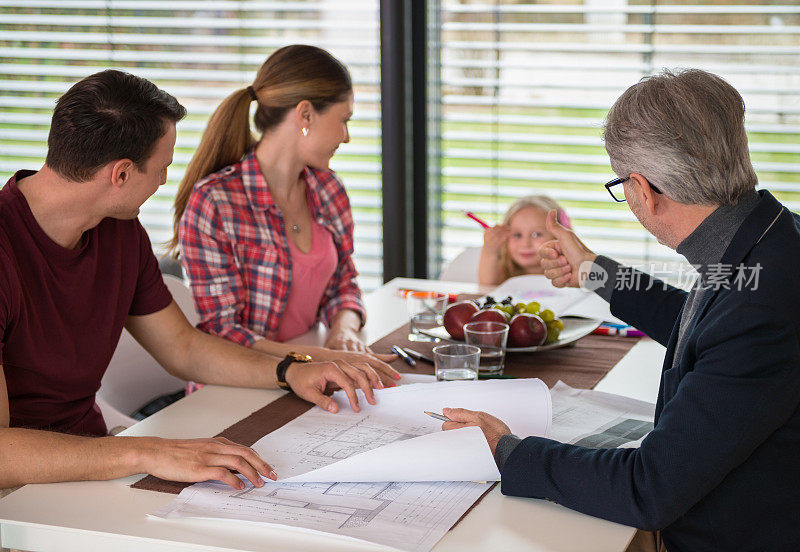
[494,190,760,470]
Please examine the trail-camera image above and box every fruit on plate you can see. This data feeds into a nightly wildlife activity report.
[508,313,547,347]
[544,317,564,344]
[525,301,541,315]
[443,300,480,340]
[470,308,509,325]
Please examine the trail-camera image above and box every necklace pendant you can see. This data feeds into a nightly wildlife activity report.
[292,224,301,233]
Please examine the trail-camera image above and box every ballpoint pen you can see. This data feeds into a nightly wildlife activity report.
[403,348,434,365]
[392,345,416,367]
[424,411,452,422]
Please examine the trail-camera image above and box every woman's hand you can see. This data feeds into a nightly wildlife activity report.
[325,326,368,352]
[325,308,369,352]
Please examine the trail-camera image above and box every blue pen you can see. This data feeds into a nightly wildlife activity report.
[392,345,416,367]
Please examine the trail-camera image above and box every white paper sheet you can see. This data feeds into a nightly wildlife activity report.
[152,478,491,552]
[252,378,551,483]
[489,274,626,325]
[548,381,656,447]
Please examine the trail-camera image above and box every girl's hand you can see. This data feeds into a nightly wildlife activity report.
[483,225,508,251]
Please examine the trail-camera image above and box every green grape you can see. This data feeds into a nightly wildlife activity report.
[550,317,564,332]
[540,308,555,323]
[514,302,526,313]
[525,301,540,314]
[545,325,560,344]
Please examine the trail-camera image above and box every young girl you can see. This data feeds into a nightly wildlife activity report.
[477,195,571,285]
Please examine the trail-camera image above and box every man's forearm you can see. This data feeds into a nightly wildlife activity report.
[178,328,279,388]
[0,427,142,488]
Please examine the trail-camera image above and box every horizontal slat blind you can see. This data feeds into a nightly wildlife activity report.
[0,0,383,290]
[437,1,800,284]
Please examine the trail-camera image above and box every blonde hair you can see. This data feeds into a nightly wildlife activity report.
[499,195,569,281]
[168,45,352,256]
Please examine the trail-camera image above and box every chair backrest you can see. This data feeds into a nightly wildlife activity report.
[439,246,482,282]
[165,274,200,327]
[97,275,198,424]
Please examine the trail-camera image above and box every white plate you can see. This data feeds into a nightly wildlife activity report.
[417,316,602,353]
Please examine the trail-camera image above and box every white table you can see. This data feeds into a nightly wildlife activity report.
[0,278,666,552]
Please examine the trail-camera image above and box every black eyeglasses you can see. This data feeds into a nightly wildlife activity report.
[604,177,663,203]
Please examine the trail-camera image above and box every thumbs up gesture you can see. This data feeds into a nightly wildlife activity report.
[539,210,598,288]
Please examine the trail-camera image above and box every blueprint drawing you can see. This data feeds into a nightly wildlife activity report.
[153,479,491,552]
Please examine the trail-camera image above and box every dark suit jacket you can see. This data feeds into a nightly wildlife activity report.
[501,191,800,551]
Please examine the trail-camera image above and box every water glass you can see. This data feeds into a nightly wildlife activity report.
[464,321,509,375]
[407,291,448,341]
[432,344,480,381]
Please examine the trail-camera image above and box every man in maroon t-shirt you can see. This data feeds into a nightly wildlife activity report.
[0,70,398,491]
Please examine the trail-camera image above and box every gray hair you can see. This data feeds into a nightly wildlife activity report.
[603,69,757,206]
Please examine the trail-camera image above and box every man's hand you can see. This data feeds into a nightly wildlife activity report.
[285,357,400,414]
[539,209,598,288]
[311,347,400,387]
[136,436,276,490]
[440,408,511,455]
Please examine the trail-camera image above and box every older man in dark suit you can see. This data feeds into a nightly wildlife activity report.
[443,69,800,552]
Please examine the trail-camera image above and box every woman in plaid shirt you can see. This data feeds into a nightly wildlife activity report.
[169,45,398,397]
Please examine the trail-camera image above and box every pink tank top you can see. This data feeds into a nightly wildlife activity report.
[276,221,338,341]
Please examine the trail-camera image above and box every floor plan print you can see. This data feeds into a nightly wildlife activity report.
[154,479,491,552]
[304,420,419,461]
[232,482,405,529]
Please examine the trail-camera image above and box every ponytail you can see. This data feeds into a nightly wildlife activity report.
[167,87,255,257]
[168,45,352,258]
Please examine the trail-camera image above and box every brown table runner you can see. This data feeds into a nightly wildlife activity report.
[373,322,639,389]
[133,324,640,496]
[132,392,314,494]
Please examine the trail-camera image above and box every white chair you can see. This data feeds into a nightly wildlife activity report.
[439,246,482,282]
[97,275,199,429]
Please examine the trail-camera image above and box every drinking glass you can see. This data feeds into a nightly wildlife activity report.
[432,344,480,381]
[406,291,448,341]
[464,321,509,375]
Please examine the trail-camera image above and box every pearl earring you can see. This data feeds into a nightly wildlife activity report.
[301,127,309,136]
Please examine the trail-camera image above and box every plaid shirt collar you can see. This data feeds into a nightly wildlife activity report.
[240,148,328,222]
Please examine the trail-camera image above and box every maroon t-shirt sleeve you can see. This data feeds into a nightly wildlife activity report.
[129,220,173,316]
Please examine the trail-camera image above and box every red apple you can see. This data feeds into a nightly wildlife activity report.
[443,301,480,340]
[470,308,509,325]
[508,313,547,347]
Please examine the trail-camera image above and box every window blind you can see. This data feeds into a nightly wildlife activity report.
[436,1,800,283]
[0,0,383,289]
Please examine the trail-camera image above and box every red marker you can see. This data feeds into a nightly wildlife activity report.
[464,211,491,229]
